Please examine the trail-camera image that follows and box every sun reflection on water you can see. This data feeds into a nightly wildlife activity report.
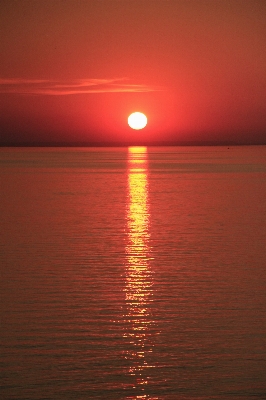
[123,147,156,397]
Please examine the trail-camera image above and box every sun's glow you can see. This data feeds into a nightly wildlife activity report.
[128,112,147,130]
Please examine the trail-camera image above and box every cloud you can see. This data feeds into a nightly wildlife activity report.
[0,78,49,85]
[0,78,162,95]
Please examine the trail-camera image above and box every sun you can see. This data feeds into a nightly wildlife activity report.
[128,112,147,130]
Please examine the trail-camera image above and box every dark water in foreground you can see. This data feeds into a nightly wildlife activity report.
[1,146,266,399]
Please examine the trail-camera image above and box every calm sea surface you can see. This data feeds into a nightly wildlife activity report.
[1,146,266,399]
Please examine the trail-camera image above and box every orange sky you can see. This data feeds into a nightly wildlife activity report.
[0,0,265,145]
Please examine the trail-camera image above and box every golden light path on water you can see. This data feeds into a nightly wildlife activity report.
[124,147,157,399]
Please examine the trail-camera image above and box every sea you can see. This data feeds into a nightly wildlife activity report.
[1,145,266,400]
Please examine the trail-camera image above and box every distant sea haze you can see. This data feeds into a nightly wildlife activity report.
[2,139,266,147]
[1,145,266,399]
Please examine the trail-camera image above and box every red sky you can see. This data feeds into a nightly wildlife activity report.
[0,0,265,145]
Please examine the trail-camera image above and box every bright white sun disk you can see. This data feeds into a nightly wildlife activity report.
[128,112,147,130]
